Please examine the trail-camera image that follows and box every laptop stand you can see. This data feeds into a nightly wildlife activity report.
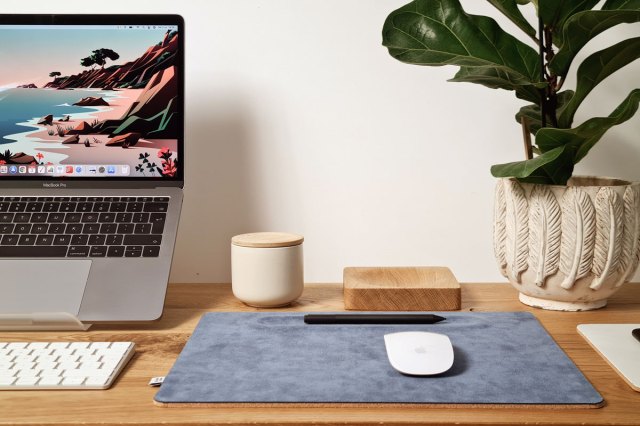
[0,312,91,331]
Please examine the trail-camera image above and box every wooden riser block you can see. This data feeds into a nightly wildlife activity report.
[343,267,461,311]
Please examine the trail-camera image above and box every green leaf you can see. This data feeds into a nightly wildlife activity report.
[515,91,574,134]
[486,0,537,39]
[558,37,640,128]
[536,89,640,163]
[449,66,543,103]
[490,145,566,183]
[382,0,541,84]
[538,1,600,42]
[603,0,640,10]
[549,10,640,77]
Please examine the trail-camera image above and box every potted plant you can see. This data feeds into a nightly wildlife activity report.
[382,0,640,310]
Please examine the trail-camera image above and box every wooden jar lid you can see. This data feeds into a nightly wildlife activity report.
[231,232,304,248]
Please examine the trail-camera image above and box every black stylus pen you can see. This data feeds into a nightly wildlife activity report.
[303,314,446,324]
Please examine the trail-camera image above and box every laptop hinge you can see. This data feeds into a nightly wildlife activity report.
[0,312,91,331]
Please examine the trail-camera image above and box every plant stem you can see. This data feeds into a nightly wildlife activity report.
[537,16,547,129]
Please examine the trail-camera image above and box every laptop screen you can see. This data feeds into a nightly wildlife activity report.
[0,15,184,181]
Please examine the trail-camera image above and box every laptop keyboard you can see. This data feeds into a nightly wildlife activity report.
[0,196,168,258]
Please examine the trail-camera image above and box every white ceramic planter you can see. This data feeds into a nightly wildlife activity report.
[493,176,640,311]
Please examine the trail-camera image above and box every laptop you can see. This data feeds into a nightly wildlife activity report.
[0,15,184,327]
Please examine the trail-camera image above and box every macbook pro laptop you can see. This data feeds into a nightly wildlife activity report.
[0,14,184,327]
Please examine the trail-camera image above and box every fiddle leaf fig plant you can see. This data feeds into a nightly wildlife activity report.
[382,0,640,185]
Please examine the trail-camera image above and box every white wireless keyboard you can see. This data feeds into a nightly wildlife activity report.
[0,341,135,390]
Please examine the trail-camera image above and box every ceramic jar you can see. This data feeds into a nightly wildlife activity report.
[231,232,304,307]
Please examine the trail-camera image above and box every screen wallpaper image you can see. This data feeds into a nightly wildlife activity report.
[0,24,179,178]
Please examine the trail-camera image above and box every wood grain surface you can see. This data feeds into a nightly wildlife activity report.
[1,283,640,426]
[343,266,461,310]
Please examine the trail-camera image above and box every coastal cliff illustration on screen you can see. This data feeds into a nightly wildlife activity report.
[0,25,179,178]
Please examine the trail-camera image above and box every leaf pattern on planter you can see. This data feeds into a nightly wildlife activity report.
[618,186,640,286]
[559,188,596,289]
[505,180,529,283]
[591,187,624,290]
[529,185,562,287]
[493,180,507,276]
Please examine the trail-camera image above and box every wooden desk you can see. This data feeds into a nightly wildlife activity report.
[1,283,640,426]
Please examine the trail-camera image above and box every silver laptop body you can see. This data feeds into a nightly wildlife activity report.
[0,15,185,325]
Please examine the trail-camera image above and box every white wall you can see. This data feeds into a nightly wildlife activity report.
[6,1,640,283]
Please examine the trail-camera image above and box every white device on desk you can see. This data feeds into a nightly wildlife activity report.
[578,324,640,392]
[0,341,134,390]
[384,331,454,376]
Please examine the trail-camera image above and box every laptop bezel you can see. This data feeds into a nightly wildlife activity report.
[0,14,184,189]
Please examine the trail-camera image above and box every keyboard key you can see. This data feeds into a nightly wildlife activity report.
[0,202,9,212]
[25,203,43,213]
[9,202,26,212]
[98,213,115,223]
[93,203,109,212]
[89,245,107,257]
[1,235,19,245]
[123,235,162,246]
[0,213,13,223]
[121,197,136,202]
[83,224,100,234]
[143,202,169,213]
[81,213,99,223]
[107,246,124,257]
[31,224,48,234]
[15,224,32,234]
[48,224,65,234]
[64,213,82,223]
[115,213,132,223]
[0,246,68,257]
[71,235,89,245]
[38,377,62,386]
[18,235,36,245]
[155,197,170,202]
[106,235,123,245]
[36,235,54,245]
[31,213,48,223]
[53,235,71,245]
[13,213,31,223]
[117,224,134,234]
[65,224,83,234]
[143,246,161,257]
[124,249,142,257]
[88,235,106,245]
[55,197,70,202]
[100,223,118,234]
[109,203,126,212]
[0,224,14,234]
[87,197,103,202]
[134,224,151,234]
[126,202,143,212]
[67,246,89,257]
[48,213,64,223]
[42,202,60,212]
[132,213,149,223]
[103,197,120,202]
[59,202,76,212]
[150,214,166,234]
[70,197,87,202]
[76,202,93,212]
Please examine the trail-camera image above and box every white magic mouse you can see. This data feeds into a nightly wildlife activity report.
[384,331,454,376]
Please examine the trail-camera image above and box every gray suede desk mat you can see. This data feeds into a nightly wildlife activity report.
[154,312,603,407]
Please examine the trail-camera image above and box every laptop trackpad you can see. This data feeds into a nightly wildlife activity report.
[0,260,91,316]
